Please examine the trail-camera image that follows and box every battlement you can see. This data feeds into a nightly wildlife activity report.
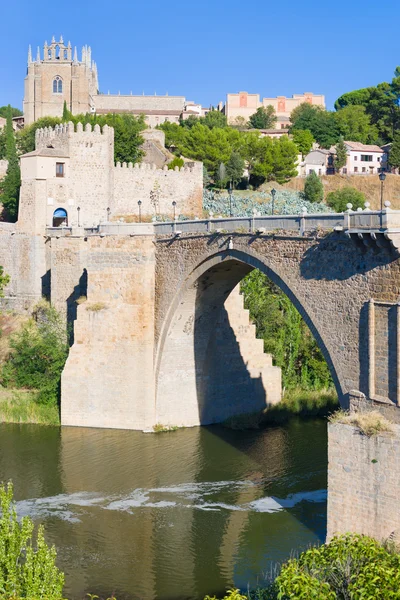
[35,122,113,150]
[115,161,201,174]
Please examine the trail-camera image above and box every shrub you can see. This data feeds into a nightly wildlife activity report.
[329,409,393,436]
[86,302,107,312]
[304,171,324,203]
[326,187,365,212]
[168,157,184,170]
[1,301,68,405]
[0,481,64,599]
[275,534,400,599]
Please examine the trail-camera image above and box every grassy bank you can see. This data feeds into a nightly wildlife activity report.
[0,388,60,426]
[223,388,338,430]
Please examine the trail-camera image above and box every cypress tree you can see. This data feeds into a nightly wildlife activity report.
[62,101,71,122]
[0,105,20,222]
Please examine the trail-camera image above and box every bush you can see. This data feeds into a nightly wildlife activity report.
[326,187,366,212]
[275,534,400,599]
[0,481,64,599]
[329,409,393,436]
[303,171,324,203]
[1,301,68,405]
[168,157,185,170]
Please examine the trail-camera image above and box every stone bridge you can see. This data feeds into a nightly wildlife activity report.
[52,209,400,431]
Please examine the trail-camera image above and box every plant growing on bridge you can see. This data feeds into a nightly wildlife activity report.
[1,300,68,406]
[0,481,64,599]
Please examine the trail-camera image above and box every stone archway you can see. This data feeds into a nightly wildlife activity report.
[155,249,342,427]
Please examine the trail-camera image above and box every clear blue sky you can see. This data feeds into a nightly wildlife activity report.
[1,0,399,112]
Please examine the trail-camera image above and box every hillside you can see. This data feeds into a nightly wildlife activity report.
[284,174,400,210]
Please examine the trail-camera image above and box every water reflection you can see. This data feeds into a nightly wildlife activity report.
[0,419,327,600]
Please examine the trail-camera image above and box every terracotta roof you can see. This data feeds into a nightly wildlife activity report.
[259,128,289,134]
[345,141,383,153]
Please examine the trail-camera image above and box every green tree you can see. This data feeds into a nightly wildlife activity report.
[2,301,69,406]
[226,151,245,187]
[335,104,377,144]
[241,270,331,390]
[167,156,184,170]
[326,187,366,212]
[215,162,228,188]
[249,106,277,129]
[0,105,20,221]
[62,100,72,121]
[389,131,400,169]
[334,137,348,172]
[292,129,315,156]
[179,115,199,129]
[0,481,64,599]
[304,171,324,203]
[290,103,340,148]
[0,266,10,297]
[334,87,374,110]
[201,110,227,129]
[16,116,63,155]
[270,137,299,183]
[0,106,23,118]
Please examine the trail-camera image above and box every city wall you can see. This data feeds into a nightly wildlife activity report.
[113,162,203,217]
[0,160,8,180]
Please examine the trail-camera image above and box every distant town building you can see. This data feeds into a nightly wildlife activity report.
[224,91,325,126]
[301,149,332,176]
[23,37,209,127]
[340,142,386,176]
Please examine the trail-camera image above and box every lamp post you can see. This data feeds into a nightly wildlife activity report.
[172,200,177,220]
[379,171,386,213]
[138,200,142,223]
[77,206,81,227]
[271,188,277,215]
[107,207,111,222]
[228,182,233,217]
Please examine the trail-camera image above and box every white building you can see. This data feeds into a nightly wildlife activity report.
[341,142,385,175]
[301,149,331,176]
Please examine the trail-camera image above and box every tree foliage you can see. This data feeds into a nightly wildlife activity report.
[0,481,64,599]
[292,129,315,155]
[326,187,365,212]
[304,171,324,203]
[249,106,277,129]
[0,106,23,118]
[334,105,377,144]
[0,266,10,297]
[276,534,400,600]
[334,138,348,172]
[0,105,20,221]
[1,301,69,406]
[226,152,245,187]
[389,131,400,169]
[290,103,340,148]
[241,270,332,390]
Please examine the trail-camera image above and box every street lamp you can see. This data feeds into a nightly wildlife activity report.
[228,182,233,217]
[138,200,142,223]
[379,171,386,213]
[271,188,277,215]
[107,207,111,222]
[172,200,177,220]
[77,206,81,227]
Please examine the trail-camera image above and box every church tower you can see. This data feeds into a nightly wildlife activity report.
[23,36,99,125]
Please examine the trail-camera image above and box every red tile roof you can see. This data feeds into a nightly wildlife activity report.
[345,141,383,153]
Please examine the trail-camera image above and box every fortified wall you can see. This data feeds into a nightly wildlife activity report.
[0,160,8,179]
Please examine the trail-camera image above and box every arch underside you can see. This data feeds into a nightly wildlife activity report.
[156,250,343,427]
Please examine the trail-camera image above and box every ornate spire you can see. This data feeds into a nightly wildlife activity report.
[82,46,86,63]
[87,46,91,68]
[27,45,32,64]
[51,35,55,43]
[73,46,78,63]
[60,35,64,44]
[68,40,71,48]
[36,46,41,62]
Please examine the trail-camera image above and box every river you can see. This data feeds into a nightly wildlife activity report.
[0,418,327,600]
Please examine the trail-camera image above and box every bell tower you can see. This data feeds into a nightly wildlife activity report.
[23,36,99,126]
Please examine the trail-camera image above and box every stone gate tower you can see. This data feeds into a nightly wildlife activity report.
[23,36,98,125]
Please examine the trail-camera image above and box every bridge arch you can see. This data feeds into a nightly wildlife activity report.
[156,247,343,427]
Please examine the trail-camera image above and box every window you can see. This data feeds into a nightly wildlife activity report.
[361,154,373,162]
[52,208,68,227]
[56,163,65,177]
[354,156,358,161]
[354,167,358,173]
[362,167,366,173]
[377,157,381,162]
[53,76,62,94]
[342,167,347,174]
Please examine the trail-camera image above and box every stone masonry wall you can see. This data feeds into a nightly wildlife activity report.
[327,422,400,540]
[0,160,8,180]
[113,162,203,218]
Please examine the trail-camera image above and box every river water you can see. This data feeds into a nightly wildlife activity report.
[0,418,327,600]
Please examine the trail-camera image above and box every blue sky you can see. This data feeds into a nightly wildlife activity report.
[1,0,399,112]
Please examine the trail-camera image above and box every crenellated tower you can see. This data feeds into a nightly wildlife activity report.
[23,36,98,125]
